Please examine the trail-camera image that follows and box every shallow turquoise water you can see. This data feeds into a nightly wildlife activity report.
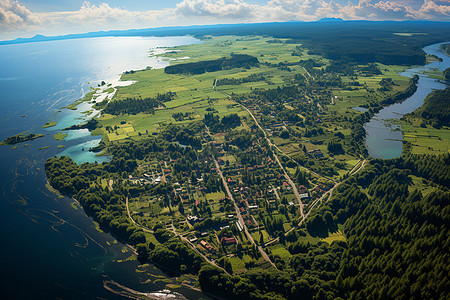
[0,36,207,299]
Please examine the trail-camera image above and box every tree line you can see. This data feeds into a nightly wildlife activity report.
[165,54,259,75]
[103,93,175,115]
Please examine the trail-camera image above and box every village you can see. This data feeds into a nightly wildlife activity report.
[125,123,334,267]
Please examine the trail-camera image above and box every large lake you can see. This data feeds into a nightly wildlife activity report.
[364,42,449,159]
[0,36,209,299]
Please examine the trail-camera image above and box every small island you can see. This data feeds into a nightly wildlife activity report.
[42,121,57,128]
[0,132,44,146]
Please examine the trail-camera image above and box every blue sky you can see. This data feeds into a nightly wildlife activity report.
[1,0,449,40]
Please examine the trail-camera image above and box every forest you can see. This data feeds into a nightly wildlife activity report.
[103,93,174,115]
[215,74,266,86]
[165,54,259,75]
[413,87,450,128]
[203,112,242,132]
[440,43,450,56]
[126,21,450,66]
[197,154,449,300]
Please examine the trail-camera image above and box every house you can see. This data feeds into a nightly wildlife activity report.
[299,193,309,199]
[187,215,199,224]
[200,240,215,252]
[236,221,243,232]
[298,185,307,192]
[221,237,237,245]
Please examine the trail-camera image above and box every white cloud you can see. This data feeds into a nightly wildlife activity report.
[0,0,42,30]
[43,1,168,31]
[258,0,342,21]
[416,0,450,18]
[174,0,255,19]
[0,0,449,40]
[254,0,450,22]
[339,0,415,20]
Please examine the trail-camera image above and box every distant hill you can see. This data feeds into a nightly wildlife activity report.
[2,21,449,66]
[316,17,344,22]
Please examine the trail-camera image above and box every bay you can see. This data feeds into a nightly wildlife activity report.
[0,36,208,299]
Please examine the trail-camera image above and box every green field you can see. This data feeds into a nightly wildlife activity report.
[97,36,320,142]
[396,116,450,155]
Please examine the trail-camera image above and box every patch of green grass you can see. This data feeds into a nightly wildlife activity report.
[229,254,253,272]
[321,230,346,244]
[400,117,450,155]
[269,244,291,259]
[53,132,68,141]
[42,121,56,128]
[409,175,435,197]
[205,191,225,201]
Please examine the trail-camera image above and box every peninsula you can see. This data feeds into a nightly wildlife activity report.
[45,31,449,300]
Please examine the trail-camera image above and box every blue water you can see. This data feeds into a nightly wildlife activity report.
[0,36,208,299]
[364,42,450,159]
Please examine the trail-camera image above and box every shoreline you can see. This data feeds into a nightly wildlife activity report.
[364,41,450,159]
[52,44,190,163]
[43,40,212,298]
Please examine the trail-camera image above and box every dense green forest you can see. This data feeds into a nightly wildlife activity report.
[440,43,450,56]
[103,93,174,115]
[197,154,450,299]
[413,87,450,127]
[203,112,241,132]
[165,54,259,75]
[443,68,450,81]
[215,74,266,86]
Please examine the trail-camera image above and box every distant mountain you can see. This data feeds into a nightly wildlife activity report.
[316,17,344,22]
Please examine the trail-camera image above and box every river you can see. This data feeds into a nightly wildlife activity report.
[364,42,449,159]
[0,36,210,299]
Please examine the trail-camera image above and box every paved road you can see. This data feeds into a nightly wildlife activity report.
[213,157,277,269]
[217,89,306,218]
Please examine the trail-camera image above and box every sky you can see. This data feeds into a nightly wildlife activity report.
[0,0,449,40]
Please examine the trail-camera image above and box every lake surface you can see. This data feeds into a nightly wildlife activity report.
[0,36,209,299]
[364,42,449,159]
